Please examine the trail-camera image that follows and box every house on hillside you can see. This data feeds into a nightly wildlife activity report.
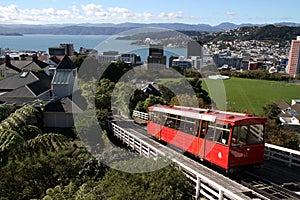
[43,97,82,128]
[278,100,300,126]
[0,55,29,78]
[51,55,78,99]
[0,71,52,104]
[0,54,83,129]
[0,55,51,78]
[136,82,161,96]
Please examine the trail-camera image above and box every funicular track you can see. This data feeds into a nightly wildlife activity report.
[236,171,300,200]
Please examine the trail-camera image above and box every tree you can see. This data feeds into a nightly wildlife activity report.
[78,77,97,109]
[183,69,201,78]
[95,78,115,110]
[111,81,147,117]
[111,81,134,117]
[171,66,184,74]
[135,95,166,112]
[188,78,211,105]
[0,145,91,200]
[27,133,69,152]
[101,61,132,83]
[72,55,87,68]
[0,104,13,122]
[262,102,280,122]
[265,122,299,149]
[159,84,175,103]
[42,161,193,200]
[170,94,202,107]
[0,129,25,165]
[0,104,40,132]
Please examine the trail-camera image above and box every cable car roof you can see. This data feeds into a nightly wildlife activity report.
[148,105,267,124]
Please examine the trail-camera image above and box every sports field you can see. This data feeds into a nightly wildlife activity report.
[202,77,300,114]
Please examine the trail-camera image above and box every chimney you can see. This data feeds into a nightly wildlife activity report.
[32,54,38,62]
[5,55,11,66]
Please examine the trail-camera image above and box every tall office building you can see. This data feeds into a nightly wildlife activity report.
[49,43,74,56]
[147,44,166,65]
[187,40,203,58]
[287,36,300,77]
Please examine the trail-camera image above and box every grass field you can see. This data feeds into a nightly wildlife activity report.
[202,77,300,115]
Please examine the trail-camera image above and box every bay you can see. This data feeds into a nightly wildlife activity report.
[0,34,187,64]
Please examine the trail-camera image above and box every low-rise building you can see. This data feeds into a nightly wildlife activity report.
[99,51,120,64]
[120,53,142,66]
[278,100,300,126]
[171,56,193,69]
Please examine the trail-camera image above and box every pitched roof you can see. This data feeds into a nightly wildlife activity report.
[142,84,161,96]
[10,60,32,70]
[52,71,73,84]
[0,85,37,98]
[34,59,49,69]
[0,73,51,98]
[56,55,77,70]
[49,56,60,64]
[0,71,39,91]
[0,62,22,73]
[27,76,51,96]
[292,103,300,111]
[44,97,82,113]
[278,100,290,110]
[22,62,41,71]
[0,60,49,73]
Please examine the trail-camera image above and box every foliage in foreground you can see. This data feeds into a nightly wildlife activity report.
[42,157,193,200]
[0,145,90,200]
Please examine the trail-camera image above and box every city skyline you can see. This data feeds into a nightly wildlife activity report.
[0,0,299,25]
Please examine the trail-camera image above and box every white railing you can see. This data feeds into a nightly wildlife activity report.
[109,121,255,200]
[111,122,164,158]
[264,143,300,168]
[173,160,247,200]
[132,110,148,121]
[132,110,300,169]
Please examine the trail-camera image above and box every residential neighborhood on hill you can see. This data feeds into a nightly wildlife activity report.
[0,53,81,128]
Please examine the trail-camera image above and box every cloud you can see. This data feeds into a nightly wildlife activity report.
[0,4,186,24]
[225,11,236,20]
[108,7,130,13]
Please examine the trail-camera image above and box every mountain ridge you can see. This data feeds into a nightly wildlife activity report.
[0,22,299,35]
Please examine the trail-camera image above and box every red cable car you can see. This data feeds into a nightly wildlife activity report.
[147,105,267,172]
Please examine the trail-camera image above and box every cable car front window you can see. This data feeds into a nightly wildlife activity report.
[149,111,155,122]
[231,124,264,146]
[231,126,247,146]
[247,124,264,144]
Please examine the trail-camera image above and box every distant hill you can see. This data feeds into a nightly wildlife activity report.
[0,22,300,35]
[211,25,300,42]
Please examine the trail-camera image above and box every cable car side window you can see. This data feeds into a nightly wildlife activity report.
[205,122,215,141]
[164,114,180,130]
[215,124,230,146]
[180,117,198,136]
[205,123,229,146]
[200,121,208,138]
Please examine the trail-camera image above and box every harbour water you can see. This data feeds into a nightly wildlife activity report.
[0,34,187,63]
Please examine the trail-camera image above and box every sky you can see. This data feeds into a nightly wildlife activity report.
[0,0,299,25]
